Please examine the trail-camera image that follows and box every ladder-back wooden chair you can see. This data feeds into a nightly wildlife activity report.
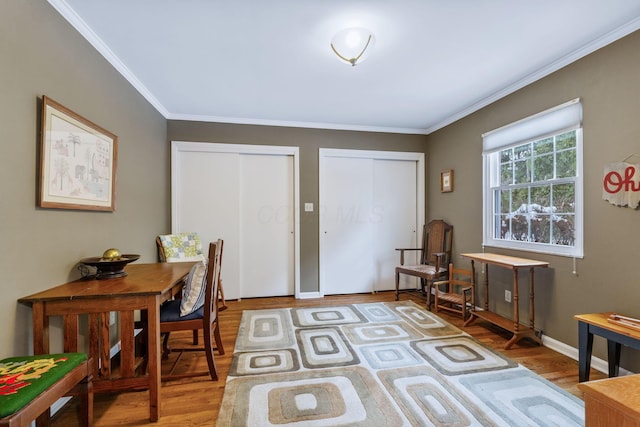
[156,232,227,353]
[433,263,475,321]
[395,220,453,310]
[156,232,227,311]
[159,240,225,381]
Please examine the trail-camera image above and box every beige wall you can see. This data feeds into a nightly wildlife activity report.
[426,30,640,370]
[167,121,428,293]
[4,1,639,372]
[1,3,168,357]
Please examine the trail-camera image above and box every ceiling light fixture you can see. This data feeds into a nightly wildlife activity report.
[330,27,375,66]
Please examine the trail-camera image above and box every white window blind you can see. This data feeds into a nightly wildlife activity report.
[482,98,582,154]
[481,98,584,258]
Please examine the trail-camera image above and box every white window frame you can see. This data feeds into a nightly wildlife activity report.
[482,99,584,258]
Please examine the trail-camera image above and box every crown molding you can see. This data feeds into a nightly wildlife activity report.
[48,0,170,117]
[167,113,428,135]
[48,1,640,136]
[425,15,640,134]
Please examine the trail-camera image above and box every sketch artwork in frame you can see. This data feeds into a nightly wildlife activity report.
[38,96,117,211]
[440,170,454,193]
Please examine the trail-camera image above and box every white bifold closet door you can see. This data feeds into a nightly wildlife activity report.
[319,149,424,295]
[172,142,298,300]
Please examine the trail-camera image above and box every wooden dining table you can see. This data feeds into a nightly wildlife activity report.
[18,262,195,422]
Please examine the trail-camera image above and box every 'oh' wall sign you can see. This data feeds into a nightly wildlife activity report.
[603,162,640,208]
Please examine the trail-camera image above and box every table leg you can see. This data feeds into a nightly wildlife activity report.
[578,321,594,382]
[607,340,622,378]
[147,296,161,422]
[512,269,519,333]
[529,267,535,330]
[482,261,490,311]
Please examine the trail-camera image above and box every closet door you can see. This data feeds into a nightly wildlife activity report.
[240,154,295,297]
[373,159,418,291]
[172,142,299,300]
[174,150,241,299]
[321,156,375,295]
[319,149,424,296]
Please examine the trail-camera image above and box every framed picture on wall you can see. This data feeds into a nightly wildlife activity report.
[38,96,118,211]
[440,170,454,193]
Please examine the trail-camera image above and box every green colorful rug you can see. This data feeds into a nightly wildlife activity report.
[217,301,583,426]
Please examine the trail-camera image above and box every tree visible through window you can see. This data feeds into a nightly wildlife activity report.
[482,99,583,257]
[495,131,576,246]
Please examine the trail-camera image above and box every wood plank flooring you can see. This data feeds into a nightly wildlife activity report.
[52,292,605,426]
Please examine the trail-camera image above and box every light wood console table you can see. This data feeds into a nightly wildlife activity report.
[461,252,549,349]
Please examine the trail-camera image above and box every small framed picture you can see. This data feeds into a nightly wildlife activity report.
[440,170,454,193]
[38,96,118,211]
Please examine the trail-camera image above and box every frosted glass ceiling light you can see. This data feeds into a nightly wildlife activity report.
[331,27,375,66]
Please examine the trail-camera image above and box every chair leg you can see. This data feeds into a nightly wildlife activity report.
[432,285,438,313]
[218,279,228,311]
[462,289,472,322]
[162,332,171,360]
[192,330,199,345]
[395,270,400,301]
[203,325,219,381]
[214,322,224,355]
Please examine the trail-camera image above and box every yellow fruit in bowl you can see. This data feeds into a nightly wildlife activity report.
[102,248,122,261]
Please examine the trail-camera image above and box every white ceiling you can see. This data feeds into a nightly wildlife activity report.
[51,0,640,135]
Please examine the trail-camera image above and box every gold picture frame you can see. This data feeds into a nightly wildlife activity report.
[440,170,454,193]
[38,96,118,211]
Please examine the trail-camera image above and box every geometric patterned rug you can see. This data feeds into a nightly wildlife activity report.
[216,301,584,426]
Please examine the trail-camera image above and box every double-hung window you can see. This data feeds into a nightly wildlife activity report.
[482,99,583,257]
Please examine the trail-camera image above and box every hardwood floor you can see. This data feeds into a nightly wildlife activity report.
[52,292,605,426]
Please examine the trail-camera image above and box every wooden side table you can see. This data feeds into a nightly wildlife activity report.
[461,252,549,349]
[574,312,640,382]
[579,374,640,426]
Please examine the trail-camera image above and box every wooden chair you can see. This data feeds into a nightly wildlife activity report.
[157,233,227,311]
[395,220,453,310]
[0,353,92,427]
[159,240,225,381]
[156,232,227,356]
[433,263,475,321]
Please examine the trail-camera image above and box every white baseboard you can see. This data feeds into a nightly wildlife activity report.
[467,305,635,378]
[297,291,323,299]
[542,334,634,376]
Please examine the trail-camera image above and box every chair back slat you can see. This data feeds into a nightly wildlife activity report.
[422,220,453,267]
[204,240,223,324]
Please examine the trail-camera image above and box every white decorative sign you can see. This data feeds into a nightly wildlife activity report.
[602,162,640,208]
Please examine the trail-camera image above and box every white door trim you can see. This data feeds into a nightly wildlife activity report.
[318,148,425,297]
[171,141,301,298]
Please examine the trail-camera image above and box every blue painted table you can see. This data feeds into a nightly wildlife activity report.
[575,312,640,382]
